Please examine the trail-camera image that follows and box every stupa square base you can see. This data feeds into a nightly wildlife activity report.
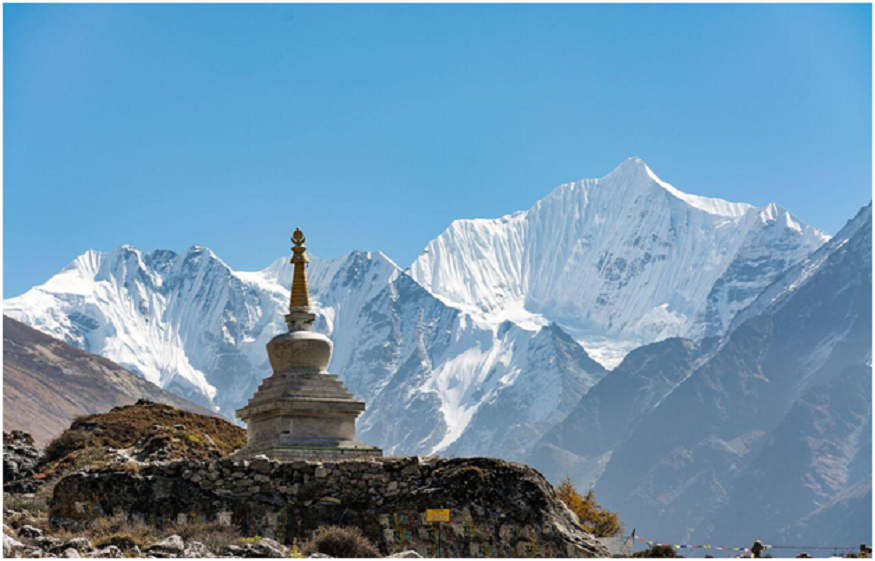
[234,444,383,462]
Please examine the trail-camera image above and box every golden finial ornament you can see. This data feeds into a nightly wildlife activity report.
[289,228,311,310]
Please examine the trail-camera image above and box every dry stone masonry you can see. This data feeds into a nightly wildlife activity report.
[50,456,608,558]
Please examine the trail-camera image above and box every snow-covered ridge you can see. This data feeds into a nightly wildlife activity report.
[4,244,604,458]
[410,157,828,361]
[4,246,403,409]
[730,202,870,330]
[640,160,752,218]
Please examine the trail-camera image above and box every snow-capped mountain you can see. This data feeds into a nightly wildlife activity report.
[4,246,605,459]
[410,157,828,365]
[4,158,833,464]
[3,245,400,415]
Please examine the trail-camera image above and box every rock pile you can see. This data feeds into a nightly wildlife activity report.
[51,456,608,557]
[3,431,43,493]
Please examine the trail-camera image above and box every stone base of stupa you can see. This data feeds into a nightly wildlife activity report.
[235,370,382,462]
[233,444,383,462]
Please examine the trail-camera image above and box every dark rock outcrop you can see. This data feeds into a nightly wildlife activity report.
[51,456,609,557]
[3,430,43,493]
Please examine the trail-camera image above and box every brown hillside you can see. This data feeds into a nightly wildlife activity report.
[40,400,247,476]
[3,315,220,447]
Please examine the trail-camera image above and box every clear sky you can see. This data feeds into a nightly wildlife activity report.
[4,3,872,297]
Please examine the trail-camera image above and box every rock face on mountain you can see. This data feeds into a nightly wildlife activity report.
[707,364,872,545]
[51,456,609,558]
[410,157,827,361]
[2,316,215,447]
[527,337,705,487]
[593,203,872,545]
[442,323,606,462]
[776,477,872,548]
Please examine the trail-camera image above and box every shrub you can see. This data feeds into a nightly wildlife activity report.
[632,545,680,558]
[95,534,144,552]
[556,476,624,537]
[44,428,95,463]
[303,526,381,558]
[238,536,261,545]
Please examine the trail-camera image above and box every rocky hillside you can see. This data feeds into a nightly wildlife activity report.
[38,400,246,478]
[3,316,217,447]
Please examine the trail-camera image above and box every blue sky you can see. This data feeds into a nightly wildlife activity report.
[4,3,871,297]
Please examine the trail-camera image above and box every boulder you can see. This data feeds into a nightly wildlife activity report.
[62,538,93,553]
[219,545,243,557]
[35,536,64,551]
[94,545,123,558]
[17,525,43,539]
[243,538,285,558]
[145,535,185,558]
[182,542,212,558]
[4,534,26,558]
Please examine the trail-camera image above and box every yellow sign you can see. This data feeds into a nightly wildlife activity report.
[426,509,451,522]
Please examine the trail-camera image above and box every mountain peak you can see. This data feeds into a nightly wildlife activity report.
[410,158,827,357]
[617,155,648,169]
[596,158,753,218]
[185,245,218,259]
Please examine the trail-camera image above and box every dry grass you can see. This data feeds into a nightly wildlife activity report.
[3,480,57,532]
[38,400,246,476]
[303,526,381,558]
[39,513,247,554]
[86,514,161,552]
[163,520,244,554]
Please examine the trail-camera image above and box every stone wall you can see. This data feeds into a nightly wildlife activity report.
[50,456,608,558]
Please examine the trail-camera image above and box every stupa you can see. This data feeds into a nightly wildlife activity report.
[235,229,382,461]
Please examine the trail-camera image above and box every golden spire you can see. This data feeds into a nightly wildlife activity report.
[289,228,310,310]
